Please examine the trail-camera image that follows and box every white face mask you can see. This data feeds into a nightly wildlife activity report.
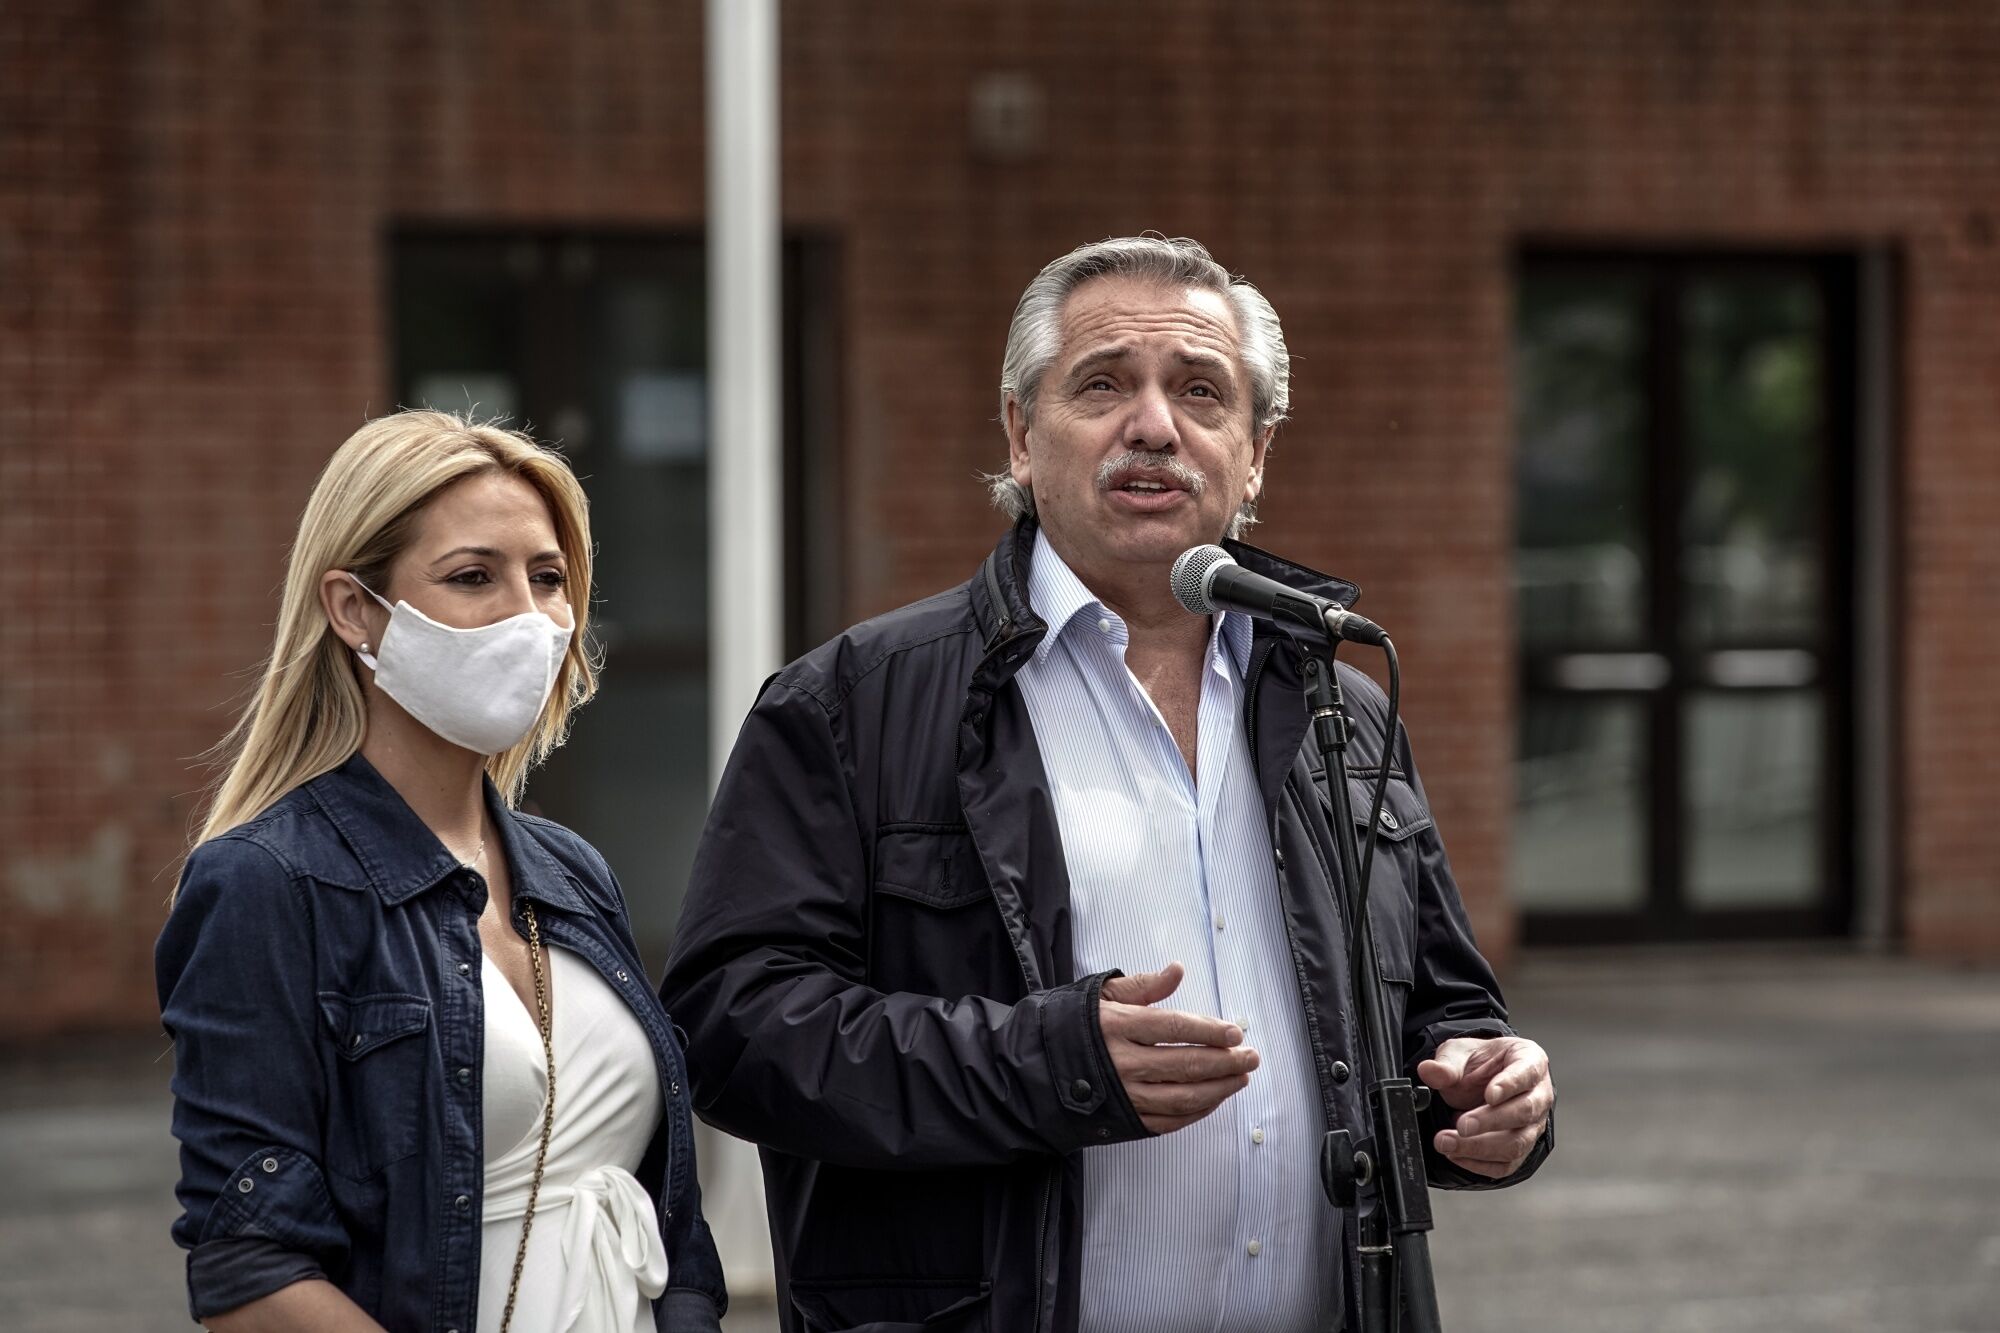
[346,574,573,755]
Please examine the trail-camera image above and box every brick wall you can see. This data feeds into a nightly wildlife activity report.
[5,0,1996,1036]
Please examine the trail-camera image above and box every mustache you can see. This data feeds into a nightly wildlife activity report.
[1095,451,1207,495]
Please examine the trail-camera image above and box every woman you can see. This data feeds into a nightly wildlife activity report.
[156,410,726,1332]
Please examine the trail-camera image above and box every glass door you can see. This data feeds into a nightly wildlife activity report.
[1512,254,1855,941]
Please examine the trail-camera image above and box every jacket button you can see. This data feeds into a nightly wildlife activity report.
[1273,848,1286,872]
[457,1067,472,1085]
[1070,1078,1093,1102]
[458,962,471,976]
[1332,1060,1352,1085]
[455,1194,470,1212]
[670,1080,681,1097]
[616,969,629,983]
[237,1177,254,1194]
[261,1157,278,1173]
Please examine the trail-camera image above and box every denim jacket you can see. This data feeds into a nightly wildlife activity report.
[156,754,726,1331]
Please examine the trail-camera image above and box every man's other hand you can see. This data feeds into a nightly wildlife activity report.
[1098,962,1259,1135]
[1417,1035,1554,1179]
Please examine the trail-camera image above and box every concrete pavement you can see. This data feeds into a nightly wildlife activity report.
[4,947,1995,1331]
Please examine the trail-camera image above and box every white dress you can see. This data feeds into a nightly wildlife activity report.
[477,947,669,1333]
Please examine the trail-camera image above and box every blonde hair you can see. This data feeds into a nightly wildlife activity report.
[195,409,599,848]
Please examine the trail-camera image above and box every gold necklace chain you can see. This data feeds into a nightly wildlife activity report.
[497,900,554,1333]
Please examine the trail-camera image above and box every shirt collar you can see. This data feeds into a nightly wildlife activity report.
[305,752,587,911]
[1027,529,1253,677]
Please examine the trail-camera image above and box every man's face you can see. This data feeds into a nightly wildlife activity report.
[1006,274,1272,582]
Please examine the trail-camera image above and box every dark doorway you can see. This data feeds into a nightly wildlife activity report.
[1512,253,1857,943]
[390,229,842,960]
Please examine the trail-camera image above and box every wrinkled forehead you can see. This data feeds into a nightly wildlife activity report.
[1054,274,1246,376]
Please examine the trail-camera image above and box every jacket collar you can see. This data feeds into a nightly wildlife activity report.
[305,752,587,912]
[973,516,1361,651]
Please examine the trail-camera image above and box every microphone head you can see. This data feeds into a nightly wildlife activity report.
[1170,544,1234,615]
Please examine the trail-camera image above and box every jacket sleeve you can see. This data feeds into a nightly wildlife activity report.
[1391,722,1554,1192]
[155,836,353,1319]
[659,679,1145,1171]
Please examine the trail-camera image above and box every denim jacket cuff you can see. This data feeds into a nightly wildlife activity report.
[187,1236,326,1320]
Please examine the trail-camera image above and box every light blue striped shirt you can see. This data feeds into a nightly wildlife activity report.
[1015,532,1337,1333]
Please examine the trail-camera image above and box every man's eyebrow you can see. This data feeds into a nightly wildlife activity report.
[1062,345,1135,381]
[1062,345,1240,383]
[1177,350,1237,380]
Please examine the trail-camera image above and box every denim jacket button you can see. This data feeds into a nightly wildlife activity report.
[237,1178,253,1194]
[616,969,629,983]
[457,1066,472,1085]
[260,1157,278,1173]
[458,962,471,976]
[455,1194,470,1212]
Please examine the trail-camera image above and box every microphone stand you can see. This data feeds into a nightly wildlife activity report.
[1303,623,1443,1333]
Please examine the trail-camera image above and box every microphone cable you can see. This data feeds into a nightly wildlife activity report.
[1346,636,1402,989]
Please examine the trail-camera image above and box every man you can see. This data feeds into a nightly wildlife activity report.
[661,235,1553,1333]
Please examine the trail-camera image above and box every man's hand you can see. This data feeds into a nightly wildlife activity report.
[1098,962,1259,1135]
[1417,1035,1553,1179]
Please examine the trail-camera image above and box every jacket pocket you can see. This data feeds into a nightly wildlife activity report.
[868,827,1015,998]
[1342,774,1432,992]
[316,991,429,1180]
[790,1277,991,1333]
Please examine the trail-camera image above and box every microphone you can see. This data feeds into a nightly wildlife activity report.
[1170,545,1389,646]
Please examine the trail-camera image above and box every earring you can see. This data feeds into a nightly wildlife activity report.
[359,642,371,655]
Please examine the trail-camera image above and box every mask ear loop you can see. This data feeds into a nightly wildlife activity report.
[344,572,394,671]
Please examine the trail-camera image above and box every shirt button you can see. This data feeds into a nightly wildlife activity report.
[1251,1127,1265,1145]
[1235,1015,1252,1035]
[261,1157,279,1173]
[1213,914,1226,932]
[1097,618,1111,633]
[236,1177,254,1194]
[1333,1060,1352,1084]
[1069,1078,1093,1102]
[1247,1238,1263,1257]
[455,1194,470,1212]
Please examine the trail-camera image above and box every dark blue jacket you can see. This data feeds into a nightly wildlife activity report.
[661,521,1549,1333]
[156,754,725,1331]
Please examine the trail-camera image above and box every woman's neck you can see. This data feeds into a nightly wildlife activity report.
[358,702,493,859]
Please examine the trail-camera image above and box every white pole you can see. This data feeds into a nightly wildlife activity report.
[708,0,783,773]
[703,0,781,1299]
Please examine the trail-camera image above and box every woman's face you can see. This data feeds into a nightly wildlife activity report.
[369,470,573,635]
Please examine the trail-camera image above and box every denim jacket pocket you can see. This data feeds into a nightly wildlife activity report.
[316,992,430,1179]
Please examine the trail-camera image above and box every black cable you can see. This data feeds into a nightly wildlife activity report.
[1347,637,1401,983]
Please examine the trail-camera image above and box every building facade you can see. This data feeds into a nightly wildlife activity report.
[6,0,1998,1038]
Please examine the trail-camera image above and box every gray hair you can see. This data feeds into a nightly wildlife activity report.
[987,234,1291,536]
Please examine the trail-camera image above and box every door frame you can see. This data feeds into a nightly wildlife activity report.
[1514,247,1861,945]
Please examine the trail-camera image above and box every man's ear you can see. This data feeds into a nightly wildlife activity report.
[1246,424,1276,503]
[1005,394,1033,490]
